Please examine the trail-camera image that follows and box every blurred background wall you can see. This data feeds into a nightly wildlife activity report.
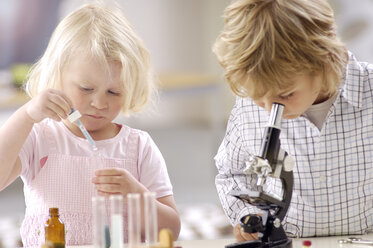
[0,0,373,244]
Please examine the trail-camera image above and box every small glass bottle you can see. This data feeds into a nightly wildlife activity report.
[45,208,65,248]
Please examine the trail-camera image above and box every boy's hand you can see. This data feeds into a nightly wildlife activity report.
[233,223,259,242]
[26,89,72,123]
[92,168,147,197]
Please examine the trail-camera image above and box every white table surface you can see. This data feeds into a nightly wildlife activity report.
[68,234,373,248]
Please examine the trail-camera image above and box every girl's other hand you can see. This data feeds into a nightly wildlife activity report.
[233,223,259,242]
[92,168,147,197]
[26,89,72,123]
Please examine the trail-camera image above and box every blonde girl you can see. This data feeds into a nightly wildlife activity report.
[0,3,180,246]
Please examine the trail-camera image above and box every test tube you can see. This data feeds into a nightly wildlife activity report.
[127,193,141,248]
[92,196,106,248]
[144,192,158,247]
[110,195,124,248]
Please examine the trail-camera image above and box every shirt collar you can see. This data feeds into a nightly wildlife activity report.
[341,51,365,109]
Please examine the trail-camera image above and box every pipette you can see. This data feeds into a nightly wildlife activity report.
[68,109,98,151]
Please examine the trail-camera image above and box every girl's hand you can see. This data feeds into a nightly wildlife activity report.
[26,89,72,123]
[92,168,147,197]
[233,223,259,242]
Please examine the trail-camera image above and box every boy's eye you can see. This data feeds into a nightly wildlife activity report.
[279,92,294,100]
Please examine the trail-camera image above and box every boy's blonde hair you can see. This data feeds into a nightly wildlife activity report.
[213,0,348,99]
[26,3,154,114]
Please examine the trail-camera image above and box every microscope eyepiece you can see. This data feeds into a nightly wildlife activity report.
[268,103,284,128]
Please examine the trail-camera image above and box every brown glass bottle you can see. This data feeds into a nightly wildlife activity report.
[45,208,65,248]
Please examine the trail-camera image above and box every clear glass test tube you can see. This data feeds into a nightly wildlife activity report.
[144,192,158,247]
[127,193,141,248]
[92,196,106,248]
[110,195,124,248]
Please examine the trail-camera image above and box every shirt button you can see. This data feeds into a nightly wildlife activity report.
[327,178,333,187]
[319,175,326,182]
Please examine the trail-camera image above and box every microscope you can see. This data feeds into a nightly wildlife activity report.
[226,103,295,248]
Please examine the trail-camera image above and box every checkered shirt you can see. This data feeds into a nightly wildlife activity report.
[215,52,373,237]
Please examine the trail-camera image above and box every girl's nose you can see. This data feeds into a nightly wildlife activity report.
[91,93,108,109]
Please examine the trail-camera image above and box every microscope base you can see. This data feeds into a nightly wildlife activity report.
[225,239,292,248]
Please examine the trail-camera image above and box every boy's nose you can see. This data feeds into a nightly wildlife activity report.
[254,97,273,113]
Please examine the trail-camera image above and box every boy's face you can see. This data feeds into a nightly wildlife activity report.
[61,54,124,138]
[253,72,328,119]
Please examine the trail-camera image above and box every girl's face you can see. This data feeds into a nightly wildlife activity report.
[253,72,329,119]
[61,54,124,139]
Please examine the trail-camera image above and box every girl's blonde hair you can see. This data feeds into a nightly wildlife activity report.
[213,0,348,99]
[26,3,154,114]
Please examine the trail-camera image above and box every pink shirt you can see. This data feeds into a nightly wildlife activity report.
[19,119,173,247]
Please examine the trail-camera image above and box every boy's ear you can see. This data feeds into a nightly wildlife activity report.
[324,59,332,72]
[320,63,335,96]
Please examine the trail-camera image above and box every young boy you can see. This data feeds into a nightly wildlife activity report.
[213,0,373,241]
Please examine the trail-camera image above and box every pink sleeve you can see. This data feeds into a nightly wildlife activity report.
[137,132,173,198]
[19,123,46,184]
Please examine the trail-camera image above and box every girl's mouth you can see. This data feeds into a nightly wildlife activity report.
[87,114,104,119]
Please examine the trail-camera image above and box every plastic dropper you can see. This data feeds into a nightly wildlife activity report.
[67,109,98,151]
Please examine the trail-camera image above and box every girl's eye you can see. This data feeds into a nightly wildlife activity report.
[279,92,294,100]
[80,86,93,92]
[108,90,121,96]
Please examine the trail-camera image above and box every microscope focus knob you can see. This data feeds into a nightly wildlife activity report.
[283,155,295,172]
[240,214,265,234]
